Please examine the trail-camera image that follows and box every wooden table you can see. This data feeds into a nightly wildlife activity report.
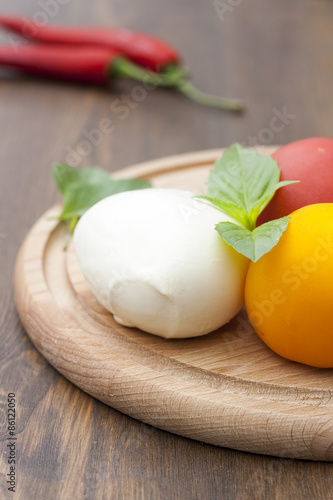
[1,0,333,498]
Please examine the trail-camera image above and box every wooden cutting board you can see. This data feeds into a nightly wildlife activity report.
[14,147,333,461]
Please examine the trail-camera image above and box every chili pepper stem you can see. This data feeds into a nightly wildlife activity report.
[111,57,180,86]
[177,80,244,112]
[111,58,245,112]
[161,63,190,80]
[159,64,244,111]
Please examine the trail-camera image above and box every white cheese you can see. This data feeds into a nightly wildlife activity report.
[74,188,249,338]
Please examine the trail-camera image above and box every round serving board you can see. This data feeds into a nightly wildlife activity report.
[14,147,333,461]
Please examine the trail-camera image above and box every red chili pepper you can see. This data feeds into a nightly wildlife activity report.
[0,45,114,84]
[0,15,179,72]
[0,44,185,87]
[0,15,245,111]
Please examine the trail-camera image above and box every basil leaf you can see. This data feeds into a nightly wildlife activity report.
[53,163,111,196]
[196,196,250,229]
[201,143,297,230]
[216,217,289,262]
[196,143,299,261]
[53,163,151,233]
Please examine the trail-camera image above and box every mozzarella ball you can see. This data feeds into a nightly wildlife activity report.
[74,188,249,338]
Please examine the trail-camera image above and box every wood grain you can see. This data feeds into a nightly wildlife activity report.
[1,0,333,498]
[14,149,333,461]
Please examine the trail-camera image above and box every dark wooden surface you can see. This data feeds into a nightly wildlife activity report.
[1,0,333,499]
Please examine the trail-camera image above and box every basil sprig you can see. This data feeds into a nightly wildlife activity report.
[198,143,298,262]
[53,163,151,234]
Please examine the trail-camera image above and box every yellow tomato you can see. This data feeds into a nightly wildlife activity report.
[245,204,333,368]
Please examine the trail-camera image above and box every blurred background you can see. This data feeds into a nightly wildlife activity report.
[0,0,332,175]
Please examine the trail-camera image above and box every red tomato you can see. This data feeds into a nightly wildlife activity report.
[258,137,333,225]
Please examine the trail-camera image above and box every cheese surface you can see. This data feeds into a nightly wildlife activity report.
[74,188,249,338]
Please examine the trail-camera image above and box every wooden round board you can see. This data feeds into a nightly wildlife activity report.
[14,147,333,461]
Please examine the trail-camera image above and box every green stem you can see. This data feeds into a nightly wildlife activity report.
[111,57,180,86]
[177,81,244,112]
[68,215,79,235]
[110,58,245,112]
[160,63,189,80]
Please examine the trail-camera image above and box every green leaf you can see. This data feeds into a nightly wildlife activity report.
[202,143,298,229]
[215,217,290,262]
[196,196,250,228]
[53,163,151,233]
[247,180,298,224]
[195,143,300,261]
